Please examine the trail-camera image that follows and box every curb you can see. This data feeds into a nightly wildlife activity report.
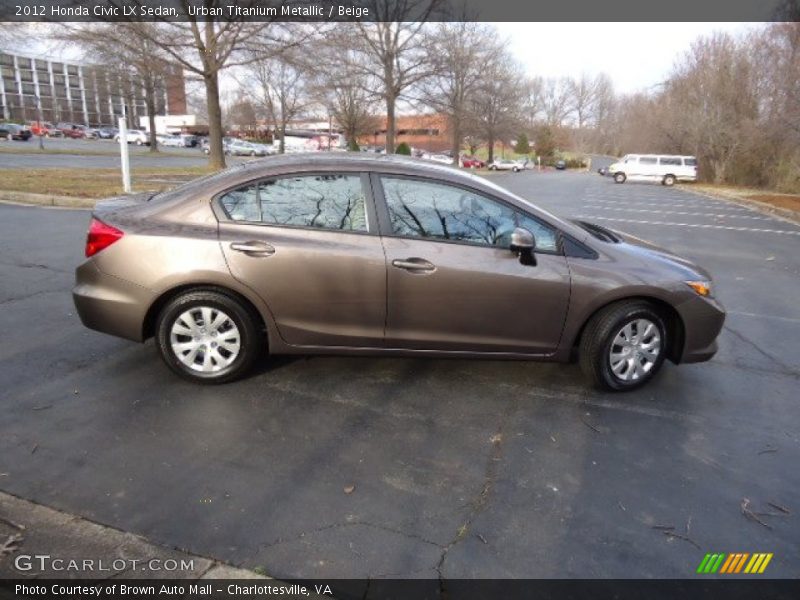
[0,190,96,209]
[0,491,267,580]
[680,186,800,226]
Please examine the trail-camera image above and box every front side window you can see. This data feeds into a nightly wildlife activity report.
[624,155,638,164]
[380,176,558,252]
[219,173,368,232]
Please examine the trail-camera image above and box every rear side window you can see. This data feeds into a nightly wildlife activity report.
[684,157,697,166]
[639,157,658,165]
[659,157,682,166]
[219,174,368,232]
[379,176,558,252]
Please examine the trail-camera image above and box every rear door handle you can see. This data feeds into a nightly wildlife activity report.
[230,241,275,256]
[391,258,436,273]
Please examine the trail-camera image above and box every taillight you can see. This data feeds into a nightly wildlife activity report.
[85,218,124,257]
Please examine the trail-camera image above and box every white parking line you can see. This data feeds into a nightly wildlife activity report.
[575,215,800,235]
[583,199,753,212]
[579,206,772,220]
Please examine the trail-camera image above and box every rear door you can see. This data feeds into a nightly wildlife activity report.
[217,171,387,348]
[373,174,571,354]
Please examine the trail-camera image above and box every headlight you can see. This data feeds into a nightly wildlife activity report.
[685,281,712,298]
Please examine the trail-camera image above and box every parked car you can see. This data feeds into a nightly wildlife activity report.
[421,153,453,165]
[157,134,185,148]
[488,158,524,172]
[114,129,150,145]
[461,155,486,168]
[607,154,698,186]
[0,124,13,140]
[201,137,234,155]
[56,122,85,139]
[555,160,567,170]
[78,126,98,140]
[73,154,725,390]
[0,123,32,141]
[180,134,198,148]
[27,121,61,137]
[225,140,269,157]
[96,127,116,139]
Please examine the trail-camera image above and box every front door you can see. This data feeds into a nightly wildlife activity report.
[218,172,386,348]
[375,175,571,354]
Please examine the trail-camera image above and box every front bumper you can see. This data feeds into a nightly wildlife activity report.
[676,294,726,363]
[73,261,156,342]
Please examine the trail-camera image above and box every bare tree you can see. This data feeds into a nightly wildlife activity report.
[246,52,311,154]
[541,77,572,128]
[348,0,443,153]
[418,23,504,163]
[468,57,526,163]
[310,46,380,150]
[91,0,314,168]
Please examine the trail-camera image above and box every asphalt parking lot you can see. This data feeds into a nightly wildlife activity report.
[0,168,798,582]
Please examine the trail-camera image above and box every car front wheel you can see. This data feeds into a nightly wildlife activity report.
[614,172,627,184]
[155,289,263,384]
[579,301,667,391]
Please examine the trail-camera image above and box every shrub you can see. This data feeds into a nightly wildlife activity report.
[514,133,531,154]
[395,142,412,155]
[347,138,360,152]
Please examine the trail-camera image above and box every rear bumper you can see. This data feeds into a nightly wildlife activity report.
[73,261,155,342]
[676,294,726,364]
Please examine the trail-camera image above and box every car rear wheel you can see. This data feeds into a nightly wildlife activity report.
[663,174,676,186]
[155,290,263,384]
[579,301,667,391]
[614,172,626,184]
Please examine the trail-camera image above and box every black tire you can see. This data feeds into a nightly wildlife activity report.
[489,165,496,170]
[512,167,519,172]
[614,172,626,184]
[155,289,264,384]
[579,300,667,392]
[663,174,676,186]
[250,150,256,156]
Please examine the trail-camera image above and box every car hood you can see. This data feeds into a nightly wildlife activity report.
[613,229,712,281]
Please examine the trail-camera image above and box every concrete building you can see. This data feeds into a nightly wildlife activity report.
[0,49,187,127]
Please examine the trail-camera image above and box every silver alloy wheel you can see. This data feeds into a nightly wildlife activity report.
[608,318,661,382]
[169,307,241,373]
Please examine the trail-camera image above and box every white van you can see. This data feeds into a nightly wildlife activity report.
[608,154,697,186]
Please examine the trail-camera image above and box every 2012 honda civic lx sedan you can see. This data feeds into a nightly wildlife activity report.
[73,154,725,391]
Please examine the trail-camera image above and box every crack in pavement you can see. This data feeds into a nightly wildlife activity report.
[435,397,518,597]
[253,519,444,556]
[0,260,72,275]
[0,288,67,306]
[723,325,795,374]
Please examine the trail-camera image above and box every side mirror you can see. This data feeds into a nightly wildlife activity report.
[509,227,537,266]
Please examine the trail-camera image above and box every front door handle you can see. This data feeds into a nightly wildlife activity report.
[230,241,275,256]
[391,258,436,273]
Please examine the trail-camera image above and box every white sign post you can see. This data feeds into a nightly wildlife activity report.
[118,111,131,194]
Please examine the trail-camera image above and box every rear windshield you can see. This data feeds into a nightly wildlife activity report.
[148,163,250,203]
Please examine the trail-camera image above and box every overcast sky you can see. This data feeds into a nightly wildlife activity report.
[15,22,759,99]
[495,22,756,94]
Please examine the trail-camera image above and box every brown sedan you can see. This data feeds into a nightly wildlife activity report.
[73,154,725,390]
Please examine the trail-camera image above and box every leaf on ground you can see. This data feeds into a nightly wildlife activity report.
[343,484,355,495]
